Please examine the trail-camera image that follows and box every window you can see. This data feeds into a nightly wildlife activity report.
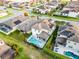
[68,46,72,48]
[74,43,76,45]
[14,20,21,25]
[68,41,70,43]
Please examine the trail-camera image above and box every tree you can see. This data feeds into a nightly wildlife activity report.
[24,12,29,16]
[0,1,3,6]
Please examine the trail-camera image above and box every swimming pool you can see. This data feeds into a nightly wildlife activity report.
[64,51,79,59]
[27,36,46,48]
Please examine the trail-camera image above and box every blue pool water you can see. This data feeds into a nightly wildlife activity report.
[64,51,79,59]
[27,36,45,48]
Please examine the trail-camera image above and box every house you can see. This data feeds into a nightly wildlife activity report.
[27,19,56,48]
[0,6,8,17]
[33,0,59,14]
[9,2,21,10]
[54,21,79,58]
[33,5,53,14]
[45,0,59,9]
[0,39,15,59]
[32,19,56,37]
[0,14,41,34]
[39,5,50,14]
[0,11,8,17]
[0,14,27,34]
[0,6,7,11]
[17,16,43,33]
[61,1,79,18]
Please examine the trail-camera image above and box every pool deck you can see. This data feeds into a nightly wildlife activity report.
[54,46,79,59]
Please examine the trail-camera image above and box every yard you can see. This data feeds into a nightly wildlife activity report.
[0,30,30,59]
[0,8,24,20]
[32,11,79,21]
[0,10,14,19]
[43,21,70,59]
[0,30,54,59]
[53,15,79,21]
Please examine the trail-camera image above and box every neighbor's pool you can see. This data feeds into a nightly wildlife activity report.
[27,36,46,48]
[64,51,79,59]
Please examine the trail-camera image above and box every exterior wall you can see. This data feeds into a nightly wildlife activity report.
[66,40,79,55]
[32,28,42,37]
[68,12,78,17]
[66,40,79,51]
[48,26,56,34]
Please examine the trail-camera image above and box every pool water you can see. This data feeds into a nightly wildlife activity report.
[27,36,46,48]
[64,51,79,59]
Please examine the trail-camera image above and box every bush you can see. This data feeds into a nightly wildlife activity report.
[43,22,70,59]
[24,12,29,16]
[43,48,69,59]
[11,44,23,55]
[44,25,59,49]
[18,47,23,53]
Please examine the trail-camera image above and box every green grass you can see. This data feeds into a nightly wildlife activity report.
[0,11,14,19]
[0,8,24,20]
[9,30,32,41]
[14,50,30,59]
[31,12,79,21]
[54,15,79,21]
[43,22,70,59]
[0,30,55,59]
[43,48,70,59]
[0,8,15,19]
[0,30,31,59]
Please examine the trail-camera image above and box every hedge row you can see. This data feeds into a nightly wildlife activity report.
[43,25,70,59]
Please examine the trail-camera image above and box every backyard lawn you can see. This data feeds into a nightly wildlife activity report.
[0,30,54,59]
[0,31,30,59]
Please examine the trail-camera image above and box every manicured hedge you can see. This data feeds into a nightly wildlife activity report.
[43,48,69,59]
[43,24,70,59]
[44,25,59,49]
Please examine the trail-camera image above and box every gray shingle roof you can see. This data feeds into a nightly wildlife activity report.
[68,35,79,43]
[56,37,67,45]
[38,31,50,41]
[41,22,51,31]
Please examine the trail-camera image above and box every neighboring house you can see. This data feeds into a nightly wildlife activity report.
[0,11,8,17]
[33,5,52,14]
[9,2,21,10]
[23,2,30,9]
[45,0,59,9]
[0,14,41,34]
[17,17,43,33]
[0,6,7,11]
[27,19,56,48]
[33,0,59,14]
[54,21,79,58]
[0,14,27,35]
[61,1,79,18]
[0,39,15,59]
